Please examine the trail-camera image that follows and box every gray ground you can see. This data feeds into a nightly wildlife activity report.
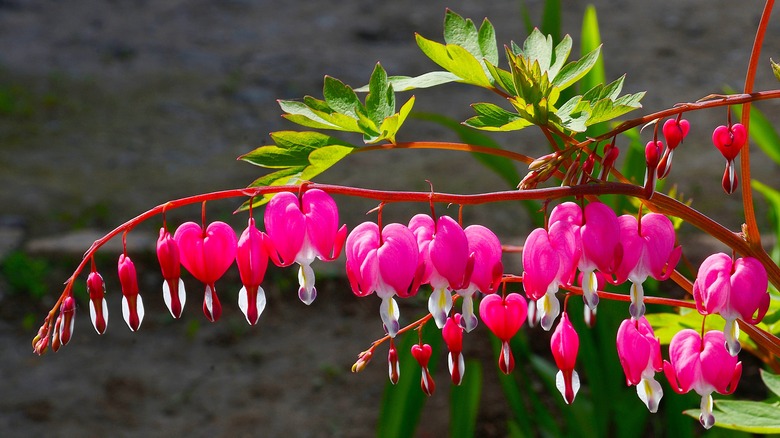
[1,0,779,436]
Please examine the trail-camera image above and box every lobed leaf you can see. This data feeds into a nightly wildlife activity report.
[685,401,780,433]
[415,34,493,88]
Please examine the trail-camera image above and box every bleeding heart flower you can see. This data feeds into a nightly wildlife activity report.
[614,213,681,318]
[479,293,527,374]
[664,329,742,429]
[174,221,237,322]
[388,340,400,385]
[57,295,76,346]
[658,118,690,179]
[157,227,186,319]
[551,312,580,405]
[236,217,272,325]
[443,314,465,385]
[693,253,769,355]
[616,317,664,412]
[118,253,144,331]
[712,123,747,195]
[411,343,435,396]
[454,224,503,332]
[345,221,421,337]
[409,214,472,329]
[264,189,347,305]
[87,269,108,335]
[579,201,622,310]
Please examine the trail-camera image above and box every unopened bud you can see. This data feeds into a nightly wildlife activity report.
[351,349,373,373]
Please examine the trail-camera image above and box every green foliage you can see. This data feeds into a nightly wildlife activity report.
[1,251,50,300]
[279,63,415,144]
[684,370,780,433]
[752,180,780,264]
[450,360,482,438]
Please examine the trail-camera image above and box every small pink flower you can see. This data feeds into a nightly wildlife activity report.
[693,253,769,355]
[658,118,690,178]
[157,227,186,319]
[236,217,273,325]
[411,343,435,396]
[664,329,742,429]
[409,214,472,329]
[456,225,503,332]
[174,221,237,322]
[443,314,465,385]
[264,189,347,305]
[616,317,663,412]
[86,269,108,335]
[345,221,421,337]
[118,253,144,331]
[479,293,527,374]
[551,312,580,404]
[712,123,747,194]
[388,340,400,385]
[522,219,578,331]
[614,213,681,318]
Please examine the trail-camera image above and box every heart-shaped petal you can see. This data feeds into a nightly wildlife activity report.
[712,123,747,161]
[479,293,527,341]
[662,118,690,149]
[411,343,433,367]
[174,221,237,284]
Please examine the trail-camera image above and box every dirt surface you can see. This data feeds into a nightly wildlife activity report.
[1,1,779,436]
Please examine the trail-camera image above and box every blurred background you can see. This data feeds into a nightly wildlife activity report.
[1,0,779,436]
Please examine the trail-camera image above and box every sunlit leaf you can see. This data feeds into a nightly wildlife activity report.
[685,401,780,433]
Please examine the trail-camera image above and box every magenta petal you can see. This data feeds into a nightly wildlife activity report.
[237,217,269,288]
[616,318,652,385]
[463,225,503,293]
[345,222,381,296]
[174,222,208,280]
[693,253,732,315]
[701,331,742,394]
[201,222,238,283]
[581,202,620,273]
[430,216,470,289]
[729,257,769,323]
[639,213,677,278]
[522,228,561,300]
[378,223,419,297]
[551,312,579,371]
[479,293,527,342]
[264,192,306,265]
[301,189,341,259]
[667,329,703,394]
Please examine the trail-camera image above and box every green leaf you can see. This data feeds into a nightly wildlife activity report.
[540,0,562,42]
[549,35,572,80]
[444,9,481,58]
[464,102,534,131]
[772,58,780,82]
[450,360,482,438]
[355,72,460,92]
[323,76,361,118]
[240,131,355,191]
[521,29,554,73]
[552,45,601,90]
[415,34,493,88]
[733,103,780,165]
[365,63,395,126]
[485,62,517,95]
[761,369,780,398]
[279,99,361,132]
[478,18,499,65]
[578,6,605,94]
[685,400,780,433]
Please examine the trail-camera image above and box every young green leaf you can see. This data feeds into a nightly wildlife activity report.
[365,63,395,126]
[415,34,493,88]
[551,45,601,91]
[323,76,361,118]
[464,102,533,131]
[444,9,481,58]
[478,18,499,65]
[685,401,780,434]
[355,72,460,92]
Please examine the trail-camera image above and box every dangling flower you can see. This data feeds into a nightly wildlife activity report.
[616,317,664,412]
[522,219,578,331]
[455,225,503,332]
[614,213,681,318]
[664,329,742,429]
[712,123,747,194]
[411,343,435,396]
[443,314,465,385]
[551,312,580,404]
[693,253,769,355]
[118,253,144,331]
[577,271,606,328]
[236,217,272,325]
[479,293,527,374]
[174,221,237,322]
[387,340,400,385]
[409,214,472,329]
[87,267,108,335]
[657,117,690,179]
[578,202,621,311]
[345,222,421,338]
[157,227,186,319]
[264,189,347,305]
[57,295,76,347]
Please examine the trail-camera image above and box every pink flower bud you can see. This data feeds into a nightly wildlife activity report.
[118,254,144,331]
[87,270,108,334]
[57,295,76,346]
[157,228,186,319]
[387,341,400,385]
[236,217,271,325]
[551,312,580,404]
[443,314,465,385]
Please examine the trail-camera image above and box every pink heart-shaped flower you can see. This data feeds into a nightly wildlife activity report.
[174,221,237,285]
[479,293,528,341]
[712,123,747,161]
[662,118,690,149]
[411,343,433,366]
